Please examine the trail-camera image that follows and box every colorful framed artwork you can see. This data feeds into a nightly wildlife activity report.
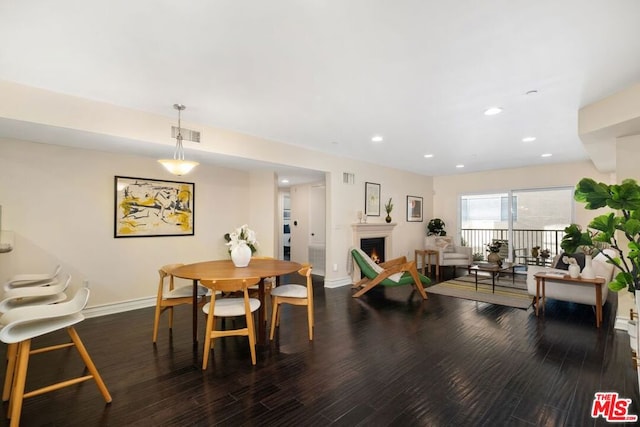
[407,195,423,222]
[114,176,195,238]
[365,182,381,216]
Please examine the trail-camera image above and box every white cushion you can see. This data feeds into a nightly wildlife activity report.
[434,236,455,253]
[202,298,261,317]
[443,252,469,260]
[164,285,208,299]
[271,284,307,298]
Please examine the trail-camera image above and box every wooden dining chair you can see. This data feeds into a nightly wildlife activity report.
[199,277,261,368]
[152,263,208,343]
[269,264,314,341]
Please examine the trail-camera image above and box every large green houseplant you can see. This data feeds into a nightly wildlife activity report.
[560,178,640,293]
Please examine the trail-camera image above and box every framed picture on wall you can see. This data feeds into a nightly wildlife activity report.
[365,182,381,216]
[114,176,195,238]
[406,195,423,222]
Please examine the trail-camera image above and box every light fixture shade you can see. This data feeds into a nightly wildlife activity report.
[158,159,199,176]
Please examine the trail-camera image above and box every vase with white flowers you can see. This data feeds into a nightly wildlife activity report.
[224,224,258,267]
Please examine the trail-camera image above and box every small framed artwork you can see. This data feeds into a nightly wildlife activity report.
[114,176,195,238]
[406,195,423,222]
[365,182,381,216]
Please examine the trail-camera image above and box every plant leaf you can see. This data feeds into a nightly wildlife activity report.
[575,178,609,209]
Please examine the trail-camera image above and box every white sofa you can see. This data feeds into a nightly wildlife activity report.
[525,249,616,307]
[424,236,472,276]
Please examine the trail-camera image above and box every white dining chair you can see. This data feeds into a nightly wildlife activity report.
[270,264,314,341]
[3,265,62,291]
[0,274,70,314]
[0,287,112,426]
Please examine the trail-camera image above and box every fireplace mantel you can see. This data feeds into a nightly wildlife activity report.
[351,223,397,234]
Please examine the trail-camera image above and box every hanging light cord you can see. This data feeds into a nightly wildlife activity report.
[173,103,186,161]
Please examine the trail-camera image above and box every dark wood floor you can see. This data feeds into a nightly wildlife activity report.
[1,272,639,426]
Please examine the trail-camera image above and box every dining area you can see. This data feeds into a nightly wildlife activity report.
[154,256,314,367]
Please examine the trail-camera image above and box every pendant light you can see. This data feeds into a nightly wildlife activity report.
[158,104,199,175]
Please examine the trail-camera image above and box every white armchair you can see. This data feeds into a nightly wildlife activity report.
[526,249,616,307]
[424,236,472,279]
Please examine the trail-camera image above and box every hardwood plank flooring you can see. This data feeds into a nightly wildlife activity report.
[0,273,638,426]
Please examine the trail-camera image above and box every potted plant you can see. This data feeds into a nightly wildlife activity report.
[427,218,446,236]
[560,178,640,293]
[384,198,393,223]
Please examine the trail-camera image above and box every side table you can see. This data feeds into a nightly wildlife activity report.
[533,272,606,328]
[415,249,439,279]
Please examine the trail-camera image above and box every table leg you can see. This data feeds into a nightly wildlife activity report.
[257,278,266,346]
[595,284,602,328]
[414,251,423,276]
[535,277,540,316]
[492,272,496,293]
[474,270,479,291]
[192,279,198,346]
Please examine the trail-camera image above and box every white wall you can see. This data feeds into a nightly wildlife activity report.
[249,170,278,257]
[0,138,255,307]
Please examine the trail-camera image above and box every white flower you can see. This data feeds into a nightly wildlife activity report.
[562,256,577,265]
[224,224,258,253]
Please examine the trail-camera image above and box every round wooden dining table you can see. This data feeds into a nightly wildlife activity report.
[172,258,302,346]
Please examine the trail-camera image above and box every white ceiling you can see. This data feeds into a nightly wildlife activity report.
[1,1,640,178]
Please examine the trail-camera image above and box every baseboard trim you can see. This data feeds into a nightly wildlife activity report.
[324,276,352,288]
[82,277,354,318]
[83,296,155,318]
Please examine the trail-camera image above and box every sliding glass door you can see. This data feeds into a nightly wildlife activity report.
[461,187,573,263]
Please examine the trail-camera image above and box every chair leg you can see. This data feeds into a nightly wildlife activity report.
[246,312,257,365]
[9,340,30,427]
[2,343,17,402]
[202,309,215,370]
[307,305,314,341]
[67,327,112,403]
[269,297,279,340]
[152,304,162,343]
[168,306,174,330]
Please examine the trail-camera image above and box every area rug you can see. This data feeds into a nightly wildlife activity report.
[426,274,532,309]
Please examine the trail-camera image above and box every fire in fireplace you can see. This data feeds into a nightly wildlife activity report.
[361,237,385,264]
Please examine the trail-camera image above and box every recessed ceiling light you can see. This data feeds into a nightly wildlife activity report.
[281,179,289,183]
[522,136,536,142]
[484,107,503,116]
[424,154,434,158]
[371,135,384,143]
[456,164,465,168]
[541,153,552,158]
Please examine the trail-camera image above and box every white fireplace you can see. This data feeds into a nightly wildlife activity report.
[351,223,396,282]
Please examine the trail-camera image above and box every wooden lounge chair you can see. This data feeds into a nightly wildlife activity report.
[350,248,429,299]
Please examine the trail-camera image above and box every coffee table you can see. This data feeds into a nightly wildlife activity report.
[468,262,523,293]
